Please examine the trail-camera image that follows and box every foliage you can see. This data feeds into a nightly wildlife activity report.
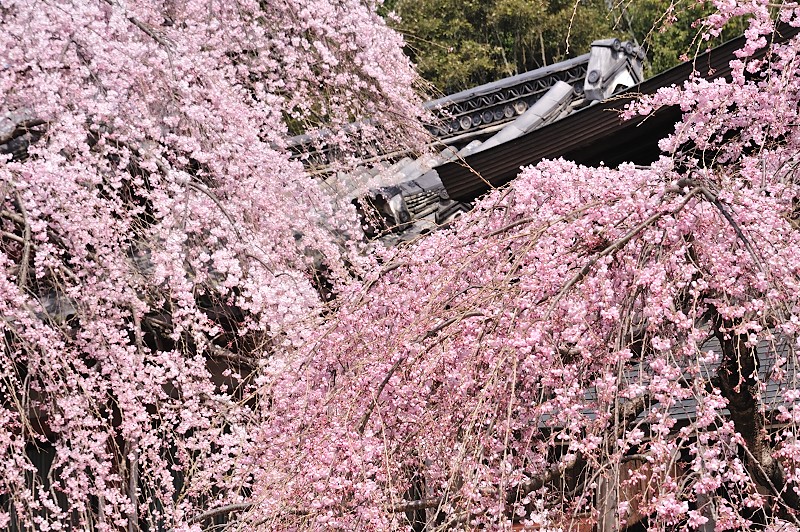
[5,0,800,531]
[256,2,800,530]
[386,0,615,94]
[0,0,423,529]
[388,0,750,94]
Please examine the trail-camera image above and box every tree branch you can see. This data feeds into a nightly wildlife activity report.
[0,118,46,145]
[698,185,765,273]
[99,0,174,50]
[1,231,24,243]
[508,452,582,504]
[548,186,702,315]
[358,311,484,434]
[207,344,257,369]
[14,194,31,289]
[391,497,442,513]
[389,392,651,516]
[187,502,254,524]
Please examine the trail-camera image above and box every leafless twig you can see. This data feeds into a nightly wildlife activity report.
[186,502,254,524]
[14,194,31,289]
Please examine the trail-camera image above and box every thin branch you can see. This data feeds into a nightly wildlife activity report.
[391,497,442,513]
[186,181,243,240]
[354,261,404,306]
[125,438,140,532]
[187,502,254,524]
[140,313,257,368]
[485,200,606,241]
[699,185,765,273]
[548,187,702,315]
[99,0,174,50]
[2,207,81,284]
[424,311,484,339]
[358,311,485,434]
[486,216,536,238]
[14,194,31,289]
[0,118,46,145]
[738,443,800,525]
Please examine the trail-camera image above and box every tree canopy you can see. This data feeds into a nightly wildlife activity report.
[622,0,748,75]
[0,0,423,529]
[4,0,800,531]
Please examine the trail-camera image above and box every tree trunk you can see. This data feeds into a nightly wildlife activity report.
[712,314,800,514]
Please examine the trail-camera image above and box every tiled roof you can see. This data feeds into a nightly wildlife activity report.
[437,24,800,201]
[315,39,645,243]
[560,335,798,426]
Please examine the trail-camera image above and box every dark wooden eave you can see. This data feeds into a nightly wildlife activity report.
[437,25,800,202]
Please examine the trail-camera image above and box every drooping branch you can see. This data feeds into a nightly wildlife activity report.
[511,392,651,503]
[548,186,702,314]
[14,193,31,289]
[698,185,765,273]
[507,452,582,504]
[98,0,174,50]
[187,502,254,524]
[357,310,485,434]
[388,391,651,516]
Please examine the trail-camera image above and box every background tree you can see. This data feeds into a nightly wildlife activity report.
[619,0,748,74]
[386,0,750,94]
[386,0,614,94]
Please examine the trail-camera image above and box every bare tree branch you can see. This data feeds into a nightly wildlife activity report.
[187,502,254,524]
[0,118,46,146]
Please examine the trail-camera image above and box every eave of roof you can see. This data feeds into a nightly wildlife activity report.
[423,53,591,109]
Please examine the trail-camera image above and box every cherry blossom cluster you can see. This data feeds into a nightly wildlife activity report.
[260,153,800,528]
[5,0,800,530]
[250,2,800,529]
[0,0,422,529]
